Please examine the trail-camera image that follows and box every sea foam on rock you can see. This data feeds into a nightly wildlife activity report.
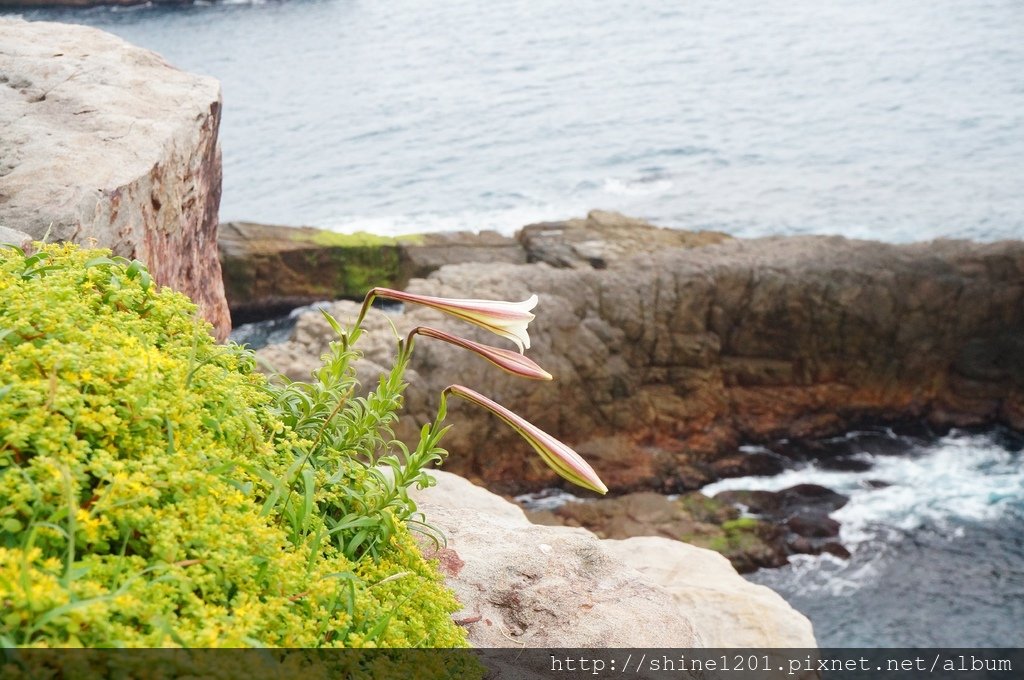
[0,18,230,339]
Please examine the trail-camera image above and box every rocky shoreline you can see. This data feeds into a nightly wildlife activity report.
[244,210,1023,572]
[4,17,1021,646]
[252,211,1024,495]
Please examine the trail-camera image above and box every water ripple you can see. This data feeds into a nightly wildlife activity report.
[18,0,1024,240]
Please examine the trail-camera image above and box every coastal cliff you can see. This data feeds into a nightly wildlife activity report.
[2,21,822,649]
[258,212,1024,494]
[0,18,230,339]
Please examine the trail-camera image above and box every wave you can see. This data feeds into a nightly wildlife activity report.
[320,204,586,237]
[702,430,1024,550]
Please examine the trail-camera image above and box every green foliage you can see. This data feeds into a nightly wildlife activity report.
[0,244,467,648]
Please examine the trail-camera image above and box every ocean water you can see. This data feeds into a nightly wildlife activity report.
[15,0,1024,241]
[13,0,1024,647]
[703,430,1024,647]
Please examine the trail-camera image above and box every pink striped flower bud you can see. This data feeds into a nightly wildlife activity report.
[445,384,608,495]
[412,327,553,380]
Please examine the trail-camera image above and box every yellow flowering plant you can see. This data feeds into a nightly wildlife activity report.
[0,242,605,653]
[0,244,466,650]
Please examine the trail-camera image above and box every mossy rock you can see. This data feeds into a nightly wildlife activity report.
[217,222,525,325]
[0,244,468,649]
[218,222,420,324]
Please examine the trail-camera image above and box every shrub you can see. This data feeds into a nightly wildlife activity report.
[0,244,466,648]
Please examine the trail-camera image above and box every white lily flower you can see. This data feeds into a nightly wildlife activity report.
[411,327,553,380]
[370,287,538,353]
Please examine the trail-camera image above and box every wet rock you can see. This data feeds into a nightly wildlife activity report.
[0,19,229,339]
[820,542,852,560]
[708,450,788,479]
[716,484,849,517]
[862,479,892,489]
[817,456,874,472]
[715,484,850,560]
[787,514,841,538]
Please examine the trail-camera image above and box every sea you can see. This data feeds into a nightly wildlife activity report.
[12,0,1024,647]
[14,0,1024,242]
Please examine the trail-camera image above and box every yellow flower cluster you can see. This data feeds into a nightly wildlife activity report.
[0,244,468,652]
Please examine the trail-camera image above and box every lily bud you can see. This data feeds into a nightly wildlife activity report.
[370,287,538,353]
[445,384,608,495]
[411,327,553,380]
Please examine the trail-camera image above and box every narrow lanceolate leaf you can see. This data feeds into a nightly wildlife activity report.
[412,327,552,380]
[445,384,608,494]
[370,287,538,353]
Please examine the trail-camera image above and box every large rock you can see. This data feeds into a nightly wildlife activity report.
[410,471,815,648]
[602,536,817,648]
[220,221,524,324]
[0,19,230,339]
[259,221,1024,493]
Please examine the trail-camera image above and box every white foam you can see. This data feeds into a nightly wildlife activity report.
[702,432,1023,549]
[601,176,674,197]
[514,489,584,512]
[321,204,583,238]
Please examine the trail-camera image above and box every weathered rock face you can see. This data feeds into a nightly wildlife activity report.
[259,222,1024,494]
[410,471,815,648]
[220,221,525,325]
[0,19,230,339]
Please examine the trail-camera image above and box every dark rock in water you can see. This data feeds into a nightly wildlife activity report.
[715,484,850,561]
[715,484,848,517]
[862,479,892,489]
[787,514,841,538]
[988,425,1024,452]
[818,456,873,472]
[778,484,850,514]
[820,542,852,560]
[773,427,924,462]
